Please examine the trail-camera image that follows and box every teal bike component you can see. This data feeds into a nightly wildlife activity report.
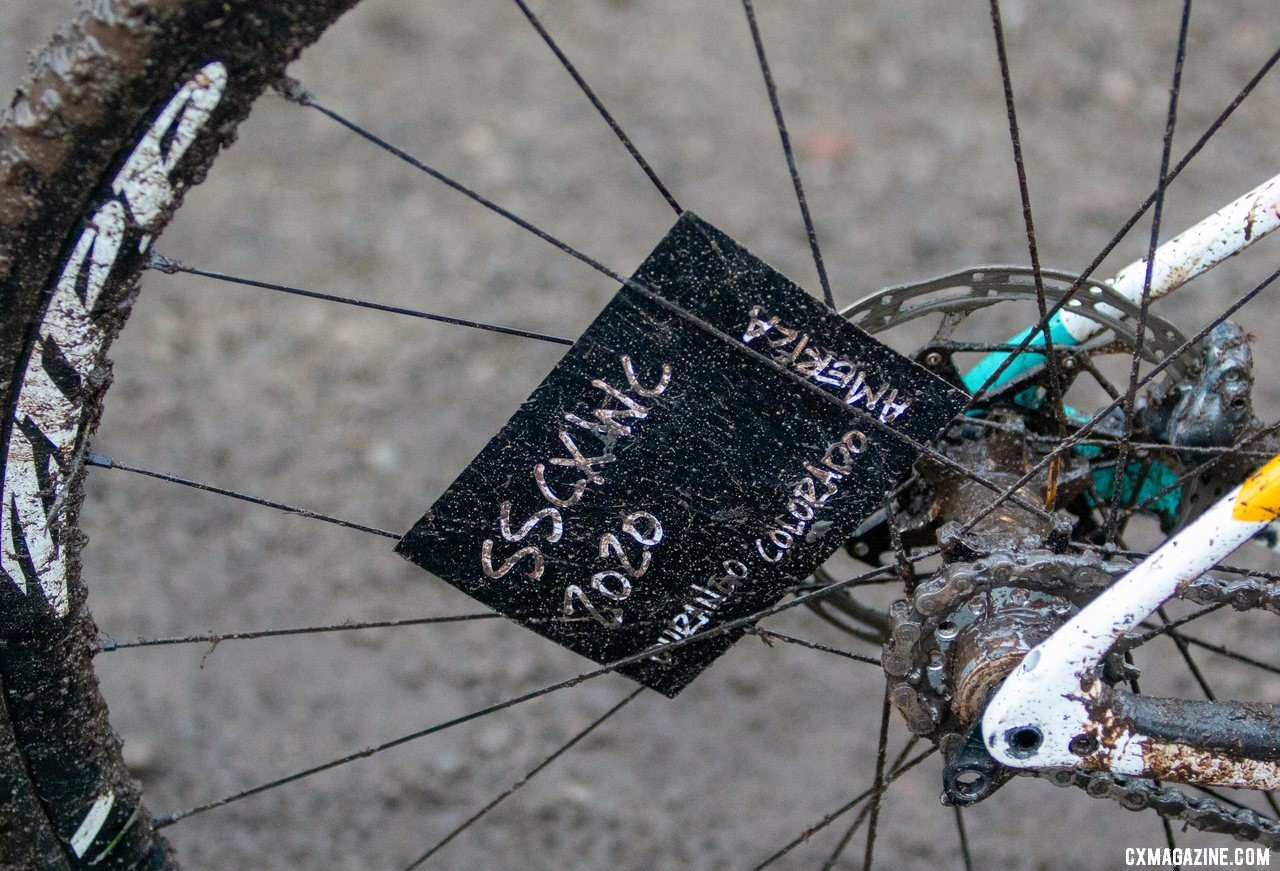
[962,312,1182,522]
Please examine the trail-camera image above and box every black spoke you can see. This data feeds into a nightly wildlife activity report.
[1077,353,1124,402]
[147,254,573,346]
[97,613,501,652]
[1126,603,1225,647]
[954,806,975,871]
[276,78,635,290]
[1191,785,1255,813]
[509,0,681,216]
[988,0,1068,498]
[85,453,399,540]
[749,746,935,871]
[859,686,893,871]
[1117,422,1280,522]
[155,686,603,828]
[753,628,881,665]
[965,41,1280,404]
[1076,541,1280,584]
[1159,606,1215,701]
[1151,598,1280,831]
[620,280,1056,524]
[153,554,922,827]
[958,265,1280,540]
[402,687,643,869]
[1162,814,1181,870]
[1147,609,1280,815]
[1031,437,1277,461]
[1265,791,1280,822]
[739,0,835,309]
[1105,0,1194,546]
[818,736,920,871]
[1177,633,1280,680]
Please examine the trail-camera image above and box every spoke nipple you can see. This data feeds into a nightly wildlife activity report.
[273,76,314,106]
[146,251,180,274]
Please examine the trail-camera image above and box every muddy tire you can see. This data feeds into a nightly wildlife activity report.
[0,3,361,866]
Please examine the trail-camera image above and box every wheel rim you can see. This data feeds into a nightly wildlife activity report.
[3,1,1280,867]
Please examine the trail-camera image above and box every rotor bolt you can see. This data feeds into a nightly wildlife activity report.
[924,351,944,369]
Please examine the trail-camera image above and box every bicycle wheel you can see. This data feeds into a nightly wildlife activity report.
[4,1,1280,868]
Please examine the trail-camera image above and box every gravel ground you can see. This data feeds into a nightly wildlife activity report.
[6,1,1280,869]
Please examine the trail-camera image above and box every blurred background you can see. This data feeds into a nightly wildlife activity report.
[6,1,1280,867]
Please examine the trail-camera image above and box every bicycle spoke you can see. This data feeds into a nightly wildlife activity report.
[277,79,635,290]
[792,575,911,593]
[152,555,918,827]
[967,40,1280,402]
[159,218,1044,526]
[1192,785,1256,814]
[749,746,935,871]
[959,265,1280,540]
[1159,606,1216,701]
[275,72,1206,545]
[155,673,613,828]
[1148,609,1280,818]
[752,628,881,665]
[1116,422,1280,522]
[1075,542,1280,584]
[954,806,975,871]
[818,737,920,871]
[1076,354,1124,403]
[818,808,866,871]
[620,281,1057,524]
[859,686,893,871]
[739,0,835,309]
[987,0,1069,482]
[402,687,643,869]
[1125,596,1280,680]
[85,453,399,540]
[1126,603,1225,647]
[1029,438,1277,461]
[147,254,573,346]
[11,4,1280,866]
[508,0,681,216]
[1105,0,1194,545]
[1177,633,1280,680]
[96,613,502,652]
[1161,815,1180,869]
[187,79,1084,541]
[974,416,1279,460]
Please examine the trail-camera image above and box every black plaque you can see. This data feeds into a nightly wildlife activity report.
[397,213,968,696]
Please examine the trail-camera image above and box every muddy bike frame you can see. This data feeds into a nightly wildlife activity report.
[960,173,1280,789]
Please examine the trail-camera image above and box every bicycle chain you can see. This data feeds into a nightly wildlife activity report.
[1035,769,1280,847]
[881,525,1280,844]
[1177,569,1280,611]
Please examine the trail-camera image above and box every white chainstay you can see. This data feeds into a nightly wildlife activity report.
[983,457,1280,782]
[0,63,227,616]
[1057,171,1280,341]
